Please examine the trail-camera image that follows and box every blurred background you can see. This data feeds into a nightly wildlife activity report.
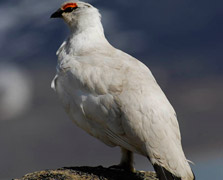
[0,0,222,179]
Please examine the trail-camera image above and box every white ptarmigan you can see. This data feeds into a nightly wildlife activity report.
[51,1,195,180]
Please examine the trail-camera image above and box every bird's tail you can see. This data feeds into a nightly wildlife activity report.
[152,163,195,180]
[153,164,181,180]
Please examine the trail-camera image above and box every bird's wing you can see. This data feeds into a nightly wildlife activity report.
[57,51,149,150]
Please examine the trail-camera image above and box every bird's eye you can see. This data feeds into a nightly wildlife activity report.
[64,7,75,13]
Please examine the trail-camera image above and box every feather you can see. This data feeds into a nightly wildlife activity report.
[153,164,181,180]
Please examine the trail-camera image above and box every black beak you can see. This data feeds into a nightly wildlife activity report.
[50,8,64,18]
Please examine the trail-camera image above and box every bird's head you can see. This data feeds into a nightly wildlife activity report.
[51,1,102,32]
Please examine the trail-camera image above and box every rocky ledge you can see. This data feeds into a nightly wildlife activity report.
[13,166,158,180]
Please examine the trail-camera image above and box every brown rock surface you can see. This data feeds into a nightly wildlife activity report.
[14,166,158,180]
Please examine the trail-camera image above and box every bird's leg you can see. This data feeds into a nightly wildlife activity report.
[120,148,134,171]
[109,148,134,172]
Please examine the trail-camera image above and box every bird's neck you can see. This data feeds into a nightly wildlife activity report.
[66,23,111,55]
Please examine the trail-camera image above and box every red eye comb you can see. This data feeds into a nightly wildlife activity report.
[62,3,78,10]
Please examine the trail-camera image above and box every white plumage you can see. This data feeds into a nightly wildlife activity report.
[51,1,194,180]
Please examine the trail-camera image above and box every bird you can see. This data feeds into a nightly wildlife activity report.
[50,1,195,180]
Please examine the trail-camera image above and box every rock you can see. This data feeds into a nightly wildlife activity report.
[13,166,158,180]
